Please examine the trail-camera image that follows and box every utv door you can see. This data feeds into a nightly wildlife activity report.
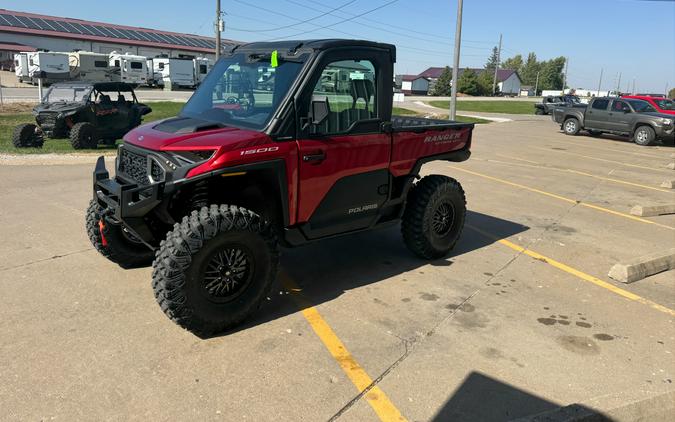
[94,91,131,138]
[607,100,632,133]
[295,49,393,239]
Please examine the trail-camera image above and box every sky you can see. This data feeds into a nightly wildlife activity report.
[3,0,674,93]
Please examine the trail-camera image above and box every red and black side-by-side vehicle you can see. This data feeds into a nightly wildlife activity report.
[88,39,475,335]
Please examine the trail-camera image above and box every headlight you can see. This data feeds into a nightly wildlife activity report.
[661,118,673,126]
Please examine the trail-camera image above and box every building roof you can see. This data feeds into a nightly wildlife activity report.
[0,41,35,52]
[418,67,447,79]
[402,74,428,82]
[0,9,236,53]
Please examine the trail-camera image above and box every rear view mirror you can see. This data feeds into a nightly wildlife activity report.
[309,96,329,126]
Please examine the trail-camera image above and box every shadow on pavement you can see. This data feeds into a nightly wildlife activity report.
[432,372,612,421]
[216,211,529,337]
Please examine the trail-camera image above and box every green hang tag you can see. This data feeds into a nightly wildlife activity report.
[271,50,279,68]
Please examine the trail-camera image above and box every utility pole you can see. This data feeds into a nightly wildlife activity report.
[215,0,222,60]
[492,33,502,96]
[562,57,569,94]
[0,71,3,106]
[632,78,636,94]
[597,68,603,97]
[449,0,463,120]
[534,71,539,96]
[616,72,621,94]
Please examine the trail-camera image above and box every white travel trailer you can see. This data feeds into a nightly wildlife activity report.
[69,52,111,82]
[14,52,70,84]
[152,57,196,88]
[109,52,148,86]
[193,57,214,86]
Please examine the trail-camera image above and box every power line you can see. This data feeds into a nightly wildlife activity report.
[227,0,357,32]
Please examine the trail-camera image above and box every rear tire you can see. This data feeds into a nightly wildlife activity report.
[402,175,466,259]
[70,122,98,149]
[85,199,155,269]
[152,205,279,336]
[12,123,43,148]
[563,118,580,135]
[633,125,656,146]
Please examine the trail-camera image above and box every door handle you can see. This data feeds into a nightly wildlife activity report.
[303,151,326,162]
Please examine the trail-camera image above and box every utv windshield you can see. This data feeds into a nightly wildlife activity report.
[43,86,92,103]
[180,53,304,130]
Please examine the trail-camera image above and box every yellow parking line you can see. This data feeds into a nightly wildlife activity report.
[451,166,675,231]
[533,146,670,172]
[280,273,406,422]
[493,154,673,193]
[466,225,675,317]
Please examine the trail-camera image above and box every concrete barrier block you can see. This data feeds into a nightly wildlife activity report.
[630,204,675,217]
[661,180,675,189]
[608,248,675,283]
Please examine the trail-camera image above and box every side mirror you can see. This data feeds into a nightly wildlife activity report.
[308,95,329,126]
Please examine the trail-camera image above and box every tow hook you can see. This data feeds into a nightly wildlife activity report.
[98,220,108,247]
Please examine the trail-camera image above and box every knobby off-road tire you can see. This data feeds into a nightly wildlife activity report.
[152,205,279,336]
[85,199,155,268]
[633,125,656,146]
[563,118,580,136]
[12,123,43,148]
[402,175,466,260]
[70,122,98,149]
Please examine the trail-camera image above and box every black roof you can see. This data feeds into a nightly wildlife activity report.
[231,39,396,61]
[50,81,136,91]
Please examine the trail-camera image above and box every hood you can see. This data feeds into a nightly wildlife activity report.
[123,116,273,152]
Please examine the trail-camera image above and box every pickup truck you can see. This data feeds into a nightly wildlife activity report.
[534,94,581,115]
[88,39,474,335]
[553,97,675,146]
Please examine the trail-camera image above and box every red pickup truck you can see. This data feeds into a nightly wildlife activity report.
[88,40,473,335]
[622,95,675,116]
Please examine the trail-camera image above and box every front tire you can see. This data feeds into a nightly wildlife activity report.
[563,118,580,136]
[70,122,98,149]
[85,199,155,268]
[633,126,656,146]
[402,175,466,259]
[12,123,43,148]
[152,205,279,336]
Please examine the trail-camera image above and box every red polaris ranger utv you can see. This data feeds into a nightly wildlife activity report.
[88,40,474,335]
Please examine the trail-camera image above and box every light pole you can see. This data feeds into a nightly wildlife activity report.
[449,0,463,120]
[597,68,603,97]
[215,0,222,60]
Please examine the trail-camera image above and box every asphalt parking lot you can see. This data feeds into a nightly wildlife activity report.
[1,119,674,421]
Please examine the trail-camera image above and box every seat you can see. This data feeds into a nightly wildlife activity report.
[117,94,127,105]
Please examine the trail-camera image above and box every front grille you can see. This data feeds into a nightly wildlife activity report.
[118,147,150,186]
[36,113,57,128]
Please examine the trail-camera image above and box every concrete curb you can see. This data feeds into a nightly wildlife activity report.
[660,180,675,189]
[608,248,675,283]
[629,204,675,217]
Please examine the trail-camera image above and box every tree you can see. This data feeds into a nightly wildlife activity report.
[519,52,540,87]
[457,69,481,96]
[485,46,499,72]
[669,87,675,99]
[538,56,566,90]
[431,66,452,96]
[477,70,495,96]
[501,54,523,73]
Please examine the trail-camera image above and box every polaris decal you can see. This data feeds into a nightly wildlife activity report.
[348,204,378,214]
[424,132,462,144]
[240,146,280,156]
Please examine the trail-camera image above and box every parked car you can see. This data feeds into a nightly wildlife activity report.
[13,82,151,149]
[88,39,475,335]
[622,95,675,116]
[535,94,581,115]
[552,97,675,146]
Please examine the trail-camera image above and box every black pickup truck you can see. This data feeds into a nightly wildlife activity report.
[535,94,581,115]
[553,97,675,146]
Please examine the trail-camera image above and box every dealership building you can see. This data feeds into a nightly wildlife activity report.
[0,8,235,65]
